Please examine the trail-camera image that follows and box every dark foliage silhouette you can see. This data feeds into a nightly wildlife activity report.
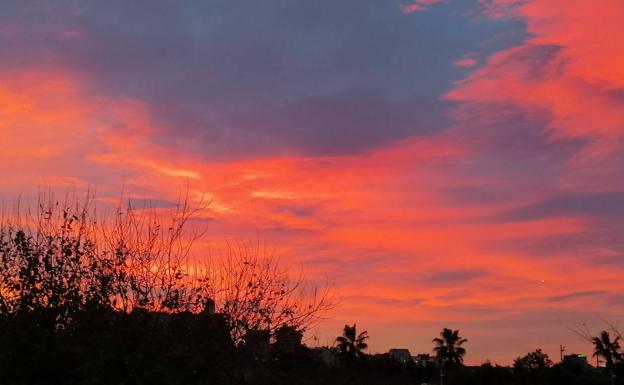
[0,193,333,385]
[433,328,468,366]
[214,247,333,344]
[335,324,369,360]
[593,330,622,385]
[433,328,467,385]
[513,349,553,373]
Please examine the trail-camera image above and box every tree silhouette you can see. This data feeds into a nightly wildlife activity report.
[433,328,467,366]
[335,324,369,360]
[0,192,207,320]
[214,246,334,343]
[433,328,467,385]
[592,330,622,385]
[513,349,553,373]
[0,192,333,339]
[0,192,335,385]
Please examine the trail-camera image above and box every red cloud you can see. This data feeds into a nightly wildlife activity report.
[450,0,624,157]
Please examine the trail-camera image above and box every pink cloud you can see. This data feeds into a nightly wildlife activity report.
[401,0,444,14]
[449,0,624,158]
[454,56,478,68]
[478,0,525,19]
[55,28,84,41]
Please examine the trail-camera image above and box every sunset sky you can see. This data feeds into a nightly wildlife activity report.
[2,0,624,364]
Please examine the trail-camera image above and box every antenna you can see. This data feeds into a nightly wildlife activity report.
[560,345,566,362]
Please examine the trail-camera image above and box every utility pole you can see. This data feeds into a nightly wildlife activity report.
[560,345,566,362]
[438,358,445,385]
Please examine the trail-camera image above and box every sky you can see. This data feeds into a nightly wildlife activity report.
[1,0,624,364]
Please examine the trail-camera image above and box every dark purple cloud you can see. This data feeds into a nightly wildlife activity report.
[422,269,489,284]
[0,0,521,158]
[496,191,624,222]
[546,291,608,303]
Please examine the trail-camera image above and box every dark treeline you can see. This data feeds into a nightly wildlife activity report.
[1,309,619,385]
[0,194,620,384]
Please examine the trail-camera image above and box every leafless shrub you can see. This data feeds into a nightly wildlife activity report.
[0,190,334,337]
[210,241,335,343]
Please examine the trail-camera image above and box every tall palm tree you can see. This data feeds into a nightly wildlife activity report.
[593,330,622,385]
[335,324,369,359]
[433,328,467,385]
[433,328,468,366]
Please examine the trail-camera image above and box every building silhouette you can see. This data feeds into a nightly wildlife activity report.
[388,348,412,365]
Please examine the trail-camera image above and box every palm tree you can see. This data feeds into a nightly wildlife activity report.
[335,324,369,360]
[433,328,467,385]
[592,330,622,385]
[433,328,468,365]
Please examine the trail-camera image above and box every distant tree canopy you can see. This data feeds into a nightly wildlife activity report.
[513,349,553,373]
